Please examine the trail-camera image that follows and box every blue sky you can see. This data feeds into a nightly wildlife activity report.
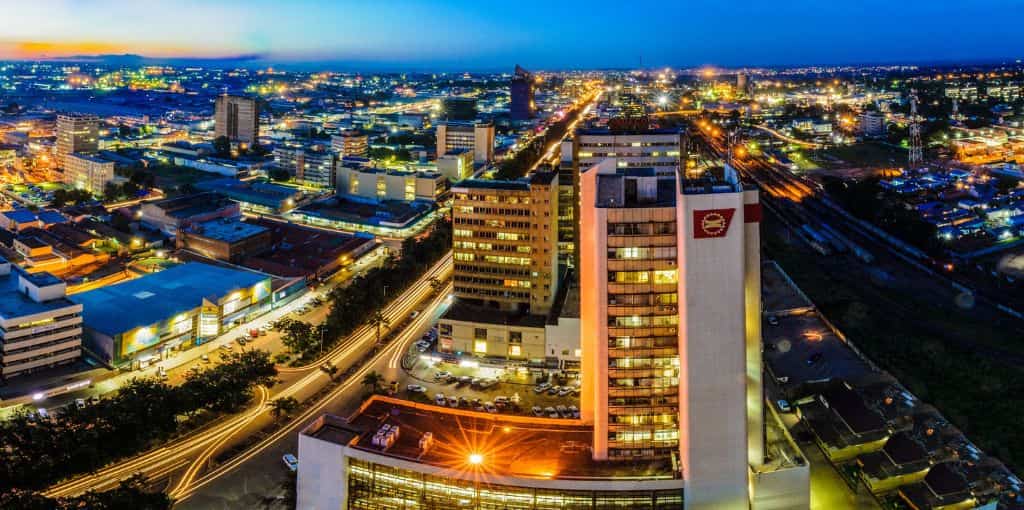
[1,0,1022,70]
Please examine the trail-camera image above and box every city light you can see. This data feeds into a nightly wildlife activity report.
[467,453,483,466]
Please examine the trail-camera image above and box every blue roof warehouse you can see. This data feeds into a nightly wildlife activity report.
[70,262,271,368]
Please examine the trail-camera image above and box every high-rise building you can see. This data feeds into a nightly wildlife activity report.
[0,259,82,379]
[63,153,115,196]
[55,113,99,169]
[510,64,536,121]
[451,172,559,315]
[436,148,474,182]
[580,160,765,506]
[331,130,368,158]
[440,96,478,121]
[437,121,495,164]
[214,95,259,145]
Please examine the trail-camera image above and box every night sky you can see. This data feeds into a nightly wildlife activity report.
[1,0,1022,70]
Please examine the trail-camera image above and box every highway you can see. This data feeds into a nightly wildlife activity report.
[41,253,453,500]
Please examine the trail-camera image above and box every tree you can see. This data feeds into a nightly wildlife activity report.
[428,277,444,294]
[361,371,384,394]
[213,135,232,158]
[268,168,291,182]
[279,319,315,354]
[269,397,300,421]
[368,310,390,346]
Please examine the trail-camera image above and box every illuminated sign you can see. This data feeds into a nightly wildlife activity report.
[693,208,736,239]
[122,326,159,356]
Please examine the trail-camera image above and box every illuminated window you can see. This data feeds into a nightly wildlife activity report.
[474,340,487,354]
[509,345,522,357]
[653,270,677,284]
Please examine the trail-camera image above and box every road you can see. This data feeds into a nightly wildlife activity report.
[41,253,453,500]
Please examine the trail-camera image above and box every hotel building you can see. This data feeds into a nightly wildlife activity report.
[437,121,495,164]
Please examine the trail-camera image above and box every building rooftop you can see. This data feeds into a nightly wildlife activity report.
[195,178,300,209]
[66,153,112,165]
[148,192,236,219]
[70,262,268,337]
[189,218,269,243]
[0,261,76,319]
[305,396,679,481]
[444,299,548,329]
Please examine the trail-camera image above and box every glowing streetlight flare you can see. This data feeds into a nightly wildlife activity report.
[468,453,484,465]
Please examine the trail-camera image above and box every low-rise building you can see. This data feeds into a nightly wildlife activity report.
[70,262,272,369]
[194,178,305,215]
[436,148,474,182]
[331,130,368,158]
[176,218,272,263]
[0,259,82,379]
[336,165,445,203]
[139,192,240,236]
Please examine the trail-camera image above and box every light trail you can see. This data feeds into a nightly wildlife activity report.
[41,255,453,499]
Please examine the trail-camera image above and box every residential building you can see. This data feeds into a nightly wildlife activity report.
[858,111,887,138]
[70,262,271,368]
[0,259,82,379]
[510,64,536,121]
[336,165,444,202]
[63,153,116,196]
[214,94,259,144]
[437,121,495,164]
[436,148,474,182]
[331,130,368,158]
[139,192,240,236]
[451,172,559,315]
[56,113,99,169]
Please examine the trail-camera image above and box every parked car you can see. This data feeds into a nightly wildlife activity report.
[776,399,792,413]
[201,354,210,363]
[484,402,497,413]
[478,379,497,390]
[555,405,568,418]
[447,396,459,407]
[545,406,558,418]
[568,405,580,419]
[534,382,551,394]
[236,337,247,346]
[456,376,472,387]
[547,385,559,395]
[434,394,446,406]
[75,398,86,409]
[532,405,544,417]
[282,453,299,472]
[434,371,451,380]
[557,386,573,397]
[407,384,427,394]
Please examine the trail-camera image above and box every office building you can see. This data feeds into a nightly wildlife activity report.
[63,153,116,196]
[0,259,82,379]
[55,113,99,169]
[858,112,887,138]
[71,262,271,368]
[574,128,683,177]
[450,172,559,315]
[336,165,444,203]
[437,121,495,164]
[440,96,478,121]
[275,144,337,188]
[330,130,368,158]
[436,148,474,182]
[510,64,536,121]
[214,94,259,145]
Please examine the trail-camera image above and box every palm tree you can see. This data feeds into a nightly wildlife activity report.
[428,277,443,294]
[368,310,390,346]
[361,371,384,394]
[268,397,299,421]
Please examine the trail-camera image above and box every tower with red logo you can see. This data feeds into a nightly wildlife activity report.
[580,160,763,509]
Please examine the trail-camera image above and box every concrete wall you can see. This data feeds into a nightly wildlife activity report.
[297,427,348,510]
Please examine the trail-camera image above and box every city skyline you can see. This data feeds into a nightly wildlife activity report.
[1,0,1023,71]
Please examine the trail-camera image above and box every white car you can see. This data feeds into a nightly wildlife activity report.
[532,406,544,416]
[282,453,299,472]
[435,393,446,406]
[557,386,573,397]
[534,382,551,394]
[483,402,497,413]
[407,384,427,394]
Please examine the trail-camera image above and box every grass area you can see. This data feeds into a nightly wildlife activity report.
[811,142,906,169]
[145,163,221,188]
[763,219,1024,472]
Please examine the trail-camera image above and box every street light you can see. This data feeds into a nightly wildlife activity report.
[468,453,483,466]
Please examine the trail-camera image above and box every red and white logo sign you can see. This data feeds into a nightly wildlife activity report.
[693,208,736,238]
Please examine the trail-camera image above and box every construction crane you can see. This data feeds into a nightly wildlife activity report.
[908,88,924,171]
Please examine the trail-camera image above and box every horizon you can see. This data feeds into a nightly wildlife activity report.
[2,0,1023,71]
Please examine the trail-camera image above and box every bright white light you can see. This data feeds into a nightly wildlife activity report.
[32,392,45,401]
[459,360,480,368]
[658,95,668,106]
[468,453,484,465]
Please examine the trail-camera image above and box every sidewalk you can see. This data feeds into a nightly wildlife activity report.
[0,245,387,415]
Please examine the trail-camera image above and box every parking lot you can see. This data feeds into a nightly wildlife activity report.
[763,311,870,391]
[394,334,581,420]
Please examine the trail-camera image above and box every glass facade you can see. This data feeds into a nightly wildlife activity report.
[605,219,680,460]
[347,459,683,510]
